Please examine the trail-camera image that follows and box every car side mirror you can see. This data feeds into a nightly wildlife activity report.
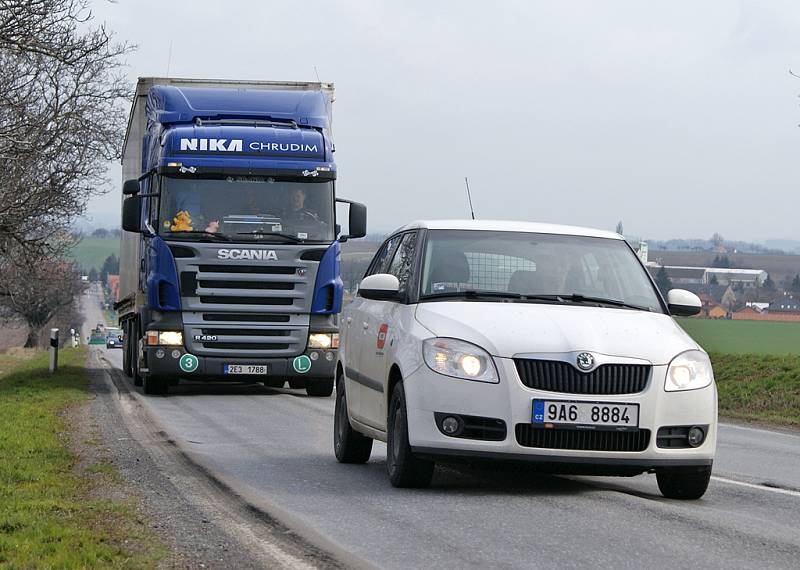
[123,179,140,195]
[122,195,143,233]
[358,273,400,301]
[667,289,702,317]
[336,199,367,242]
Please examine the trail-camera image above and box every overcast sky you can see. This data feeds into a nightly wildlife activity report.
[84,0,800,242]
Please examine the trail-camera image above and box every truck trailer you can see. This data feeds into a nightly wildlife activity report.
[116,77,366,396]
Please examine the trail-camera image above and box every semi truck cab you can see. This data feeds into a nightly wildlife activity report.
[116,78,366,396]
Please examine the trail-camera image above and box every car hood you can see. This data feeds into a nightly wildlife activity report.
[414,302,700,365]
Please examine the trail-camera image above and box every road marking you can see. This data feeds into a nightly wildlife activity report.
[712,475,800,498]
[719,422,799,439]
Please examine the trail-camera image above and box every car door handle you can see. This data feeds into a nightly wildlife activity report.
[363,322,369,329]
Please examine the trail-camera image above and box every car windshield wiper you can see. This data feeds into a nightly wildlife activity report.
[163,230,231,241]
[235,231,305,242]
[559,294,652,312]
[420,290,565,303]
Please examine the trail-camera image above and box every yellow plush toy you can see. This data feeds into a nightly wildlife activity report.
[170,210,193,232]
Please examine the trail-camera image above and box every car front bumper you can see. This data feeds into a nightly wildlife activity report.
[403,358,717,473]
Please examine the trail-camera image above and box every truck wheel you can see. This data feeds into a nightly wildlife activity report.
[288,379,306,390]
[334,376,372,463]
[387,382,434,488]
[656,466,712,500]
[122,322,132,377]
[130,336,143,388]
[143,374,168,396]
[306,378,334,397]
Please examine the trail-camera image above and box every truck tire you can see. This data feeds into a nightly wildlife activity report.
[288,379,306,390]
[387,382,434,488]
[334,375,372,463]
[656,466,712,500]
[130,333,143,388]
[143,374,168,396]
[122,322,132,377]
[306,377,334,397]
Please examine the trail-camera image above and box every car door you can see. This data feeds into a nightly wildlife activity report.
[359,231,419,430]
[345,234,402,424]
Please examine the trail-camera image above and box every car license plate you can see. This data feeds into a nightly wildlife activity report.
[224,364,268,375]
[532,399,639,430]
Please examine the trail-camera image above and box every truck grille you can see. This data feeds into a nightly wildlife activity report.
[514,359,651,395]
[515,425,651,452]
[185,263,306,311]
[185,323,305,358]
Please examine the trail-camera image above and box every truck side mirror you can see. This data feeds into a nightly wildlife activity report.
[122,195,143,233]
[339,201,366,242]
[123,179,140,195]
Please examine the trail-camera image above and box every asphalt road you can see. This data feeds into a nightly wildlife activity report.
[85,290,800,569]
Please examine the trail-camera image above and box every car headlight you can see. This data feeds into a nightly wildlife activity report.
[422,338,499,383]
[146,330,184,346]
[665,350,714,392]
[308,332,339,349]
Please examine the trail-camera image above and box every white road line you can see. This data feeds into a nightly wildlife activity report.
[719,422,799,439]
[711,476,800,498]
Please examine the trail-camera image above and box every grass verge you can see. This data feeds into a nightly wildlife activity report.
[0,347,163,567]
[712,352,800,427]
[678,318,800,355]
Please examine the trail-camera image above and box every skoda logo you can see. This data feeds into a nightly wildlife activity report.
[576,352,595,371]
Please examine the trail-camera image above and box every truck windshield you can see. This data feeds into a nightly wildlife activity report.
[157,175,335,242]
[420,230,664,313]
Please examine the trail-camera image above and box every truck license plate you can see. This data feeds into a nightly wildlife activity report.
[532,399,639,430]
[224,364,268,375]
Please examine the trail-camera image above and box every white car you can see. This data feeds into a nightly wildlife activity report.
[334,220,717,499]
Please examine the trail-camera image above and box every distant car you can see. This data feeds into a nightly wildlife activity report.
[334,220,717,500]
[105,329,123,349]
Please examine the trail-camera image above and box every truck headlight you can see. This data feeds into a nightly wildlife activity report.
[146,330,184,346]
[423,338,499,383]
[308,333,339,349]
[665,350,714,392]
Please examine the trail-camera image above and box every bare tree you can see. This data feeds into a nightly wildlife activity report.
[0,244,86,347]
[0,0,133,254]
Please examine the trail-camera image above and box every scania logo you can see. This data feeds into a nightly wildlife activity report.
[217,249,278,261]
[576,352,595,371]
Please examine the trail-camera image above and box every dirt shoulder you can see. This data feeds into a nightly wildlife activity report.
[87,349,343,569]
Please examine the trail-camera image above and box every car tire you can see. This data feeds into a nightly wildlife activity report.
[306,378,334,397]
[656,466,712,500]
[387,382,434,488]
[334,376,372,463]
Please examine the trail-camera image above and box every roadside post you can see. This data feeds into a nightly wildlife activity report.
[49,328,59,373]
[70,328,78,348]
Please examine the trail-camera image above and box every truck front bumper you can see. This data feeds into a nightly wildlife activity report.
[142,345,337,383]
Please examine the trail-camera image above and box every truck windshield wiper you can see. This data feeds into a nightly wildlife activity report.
[235,231,304,242]
[164,230,231,241]
[559,294,652,312]
[420,290,565,303]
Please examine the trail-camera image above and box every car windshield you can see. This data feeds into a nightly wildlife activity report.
[106,329,122,338]
[419,230,664,313]
[157,175,335,242]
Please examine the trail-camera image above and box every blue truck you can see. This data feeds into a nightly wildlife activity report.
[116,78,366,396]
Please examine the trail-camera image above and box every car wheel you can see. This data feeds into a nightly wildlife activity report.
[387,382,434,488]
[656,466,712,500]
[306,377,334,397]
[334,374,372,463]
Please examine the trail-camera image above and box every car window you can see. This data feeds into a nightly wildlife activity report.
[367,234,403,277]
[386,232,418,297]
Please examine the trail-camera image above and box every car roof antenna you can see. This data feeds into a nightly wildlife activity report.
[464,176,476,220]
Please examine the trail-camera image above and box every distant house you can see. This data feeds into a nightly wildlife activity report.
[646,264,768,289]
[768,295,800,313]
[708,305,728,319]
[107,274,120,303]
[735,306,760,317]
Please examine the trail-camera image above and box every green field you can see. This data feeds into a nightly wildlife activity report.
[70,236,119,273]
[677,318,800,355]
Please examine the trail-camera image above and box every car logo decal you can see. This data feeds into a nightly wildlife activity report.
[576,352,595,371]
[376,324,389,349]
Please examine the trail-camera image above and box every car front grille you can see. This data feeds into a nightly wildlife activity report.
[515,425,651,452]
[514,359,651,395]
